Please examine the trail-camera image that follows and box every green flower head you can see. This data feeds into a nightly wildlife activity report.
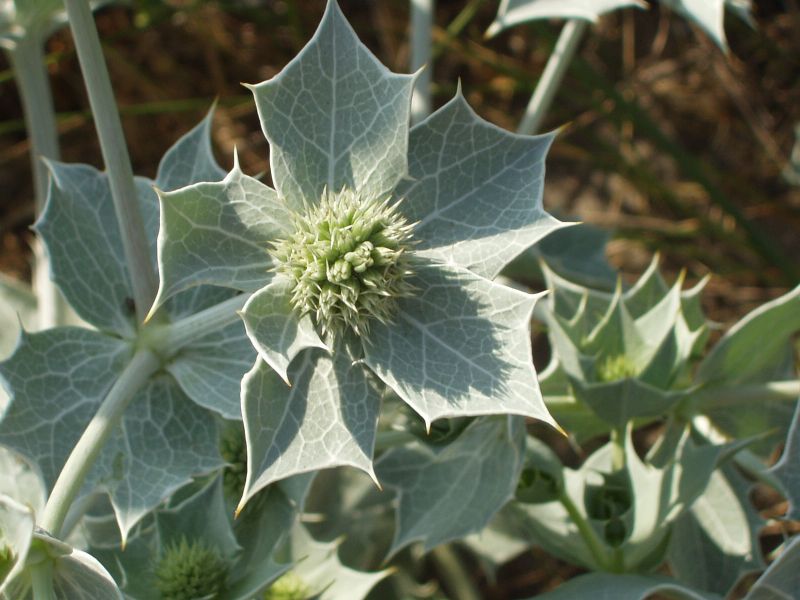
[154,537,228,600]
[271,187,415,340]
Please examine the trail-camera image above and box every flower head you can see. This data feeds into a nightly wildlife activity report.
[154,537,228,600]
[271,187,415,340]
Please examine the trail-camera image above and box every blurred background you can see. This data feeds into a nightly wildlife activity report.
[0,0,798,321]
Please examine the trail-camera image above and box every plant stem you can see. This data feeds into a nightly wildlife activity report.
[142,293,247,356]
[31,560,56,600]
[62,0,157,323]
[410,0,434,125]
[430,545,481,600]
[40,349,160,538]
[559,489,610,571]
[6,36,69,329]
[518,19,588,135]
[610,424,627,472]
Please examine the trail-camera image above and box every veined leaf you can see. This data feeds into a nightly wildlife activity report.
[0,329,223,543]
[376,416,525,554]
[249,0,416,207]
[240,349,380,508]
[240,277,327,386]
[153,163,291,311]
[398,90,567,280]
[155,107,225,192]
[364,263,554,429]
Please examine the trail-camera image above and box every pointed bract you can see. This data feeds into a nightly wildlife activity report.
[250,0,416,207]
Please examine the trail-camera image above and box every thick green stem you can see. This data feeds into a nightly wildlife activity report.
[6,36,69,329]
[610,424,628,472]
[517,19,588,135]
[62,0,157,323]
[410,0,434,125]
[430,545,481,600]
[559,489,611,571]
[141,293,247,356]
[40,349,160,538]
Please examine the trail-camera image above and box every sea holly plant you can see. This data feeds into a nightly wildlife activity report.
[0,0,799,598]
[151,0,568,510]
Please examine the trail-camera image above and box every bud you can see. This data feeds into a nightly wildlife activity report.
[263,572,310,600]
[154,538,228,600]
[596,354,638,383]
[272,188,415,340]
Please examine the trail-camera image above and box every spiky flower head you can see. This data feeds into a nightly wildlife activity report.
[154,537,228,600]
[271,187,415,340]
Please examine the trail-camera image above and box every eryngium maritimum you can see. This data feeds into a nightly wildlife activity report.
[271,187,415,339]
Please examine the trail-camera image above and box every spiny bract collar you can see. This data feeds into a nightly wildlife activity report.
[271,187,415,341]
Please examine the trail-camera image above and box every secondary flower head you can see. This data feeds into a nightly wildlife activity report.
[271,187,415,340]
[154,537,228,600]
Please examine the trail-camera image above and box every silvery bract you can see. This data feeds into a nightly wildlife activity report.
[152,0,568,509]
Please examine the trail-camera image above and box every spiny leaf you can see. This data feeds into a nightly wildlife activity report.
[240,277,327,386]
[249,0,416,207]
[376,416,525,554]
[153,163,292,311]
[398,90,568,280]
[240,349,380,509]
[364,263,555,429]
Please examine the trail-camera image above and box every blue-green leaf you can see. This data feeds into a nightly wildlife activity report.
[399,91,566,280]
[240,349,380,509]
[364,263,555,429]
[249,0,416,207]
[377,416,525,554]
[36,163,156,336]
[166,319,254,420]
[155,106,225,192]
[0,328,131,489]
[153,163,291,311]
[240,277,327,385]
